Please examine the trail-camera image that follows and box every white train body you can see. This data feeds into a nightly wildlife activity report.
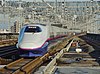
[17,23,67,57]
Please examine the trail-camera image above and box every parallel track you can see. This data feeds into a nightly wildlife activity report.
[80,35,100,49]
[0,39,17,47]
[0,45,19,59]
[0,33,86,74]
[42,37,100,74]
[0,37,71,74]
[0,58,35,74]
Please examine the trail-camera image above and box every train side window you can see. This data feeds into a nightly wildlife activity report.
[25,26,42,33]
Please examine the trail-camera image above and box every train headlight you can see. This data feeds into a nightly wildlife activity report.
[76,48,82,53]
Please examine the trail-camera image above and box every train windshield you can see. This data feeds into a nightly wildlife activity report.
[25,26,42,33]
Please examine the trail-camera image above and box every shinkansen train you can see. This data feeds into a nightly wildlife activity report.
[17,23,67,57]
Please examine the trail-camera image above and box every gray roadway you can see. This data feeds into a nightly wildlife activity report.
[55,67,100,74]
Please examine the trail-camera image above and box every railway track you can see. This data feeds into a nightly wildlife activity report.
[42,37,100,74]
[0,45,19,59]
[0,46,20,66]
[0,36,73,74]
[0,45,19,65]
[0,39,17,47]
[0,58,38,74]
[80,35,100,49]
[0,33,86,74]
[0,58,12,65]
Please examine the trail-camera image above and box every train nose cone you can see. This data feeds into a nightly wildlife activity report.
[20,43,41,49]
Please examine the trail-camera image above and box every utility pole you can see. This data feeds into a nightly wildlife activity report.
[55,0,57,14]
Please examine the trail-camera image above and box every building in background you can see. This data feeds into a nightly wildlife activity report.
[11,21,20,33]
[14,21,20,33]
[10,26,14,33]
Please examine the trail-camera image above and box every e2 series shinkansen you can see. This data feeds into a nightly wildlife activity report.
[17,23,67,57]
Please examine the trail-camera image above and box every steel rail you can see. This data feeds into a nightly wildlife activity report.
[0,36,70,74]
[42,39,73,74]
[0,45,18,57]
[0,58,33,74]
[0,39,17,47]
[0,58,12,65]
[12,36,72,74]
[0,33,85,74]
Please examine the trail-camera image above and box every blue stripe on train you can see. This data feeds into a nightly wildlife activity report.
[16,26,26,48]
[20,42,49,57]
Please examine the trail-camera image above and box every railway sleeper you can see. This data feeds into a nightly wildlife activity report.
[4,66,16,72]
[19,68,27,74]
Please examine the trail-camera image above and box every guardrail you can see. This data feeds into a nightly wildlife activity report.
[42,40,73,74]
